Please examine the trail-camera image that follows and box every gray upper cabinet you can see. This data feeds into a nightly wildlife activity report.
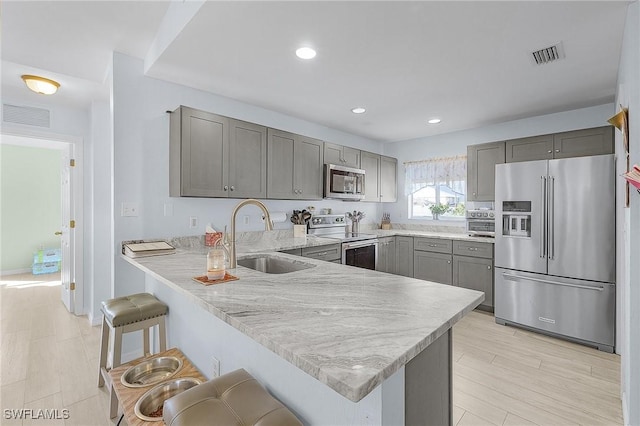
[380,156,398,203]
[505,134,554,163]
[324,142,360,168]
[467,141,505,202]
[552,126,613,159]
[170,107,267,198]
[170,106,229,197]
[267,129,324,200]
[360,152,398,203]
[228,119,267,198]
[360,151,381,202]
[506,126,614,162]
[396,236,414,277]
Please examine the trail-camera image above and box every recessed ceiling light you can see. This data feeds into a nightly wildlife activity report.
[296,47,316,59]
[427,118,441,124]
[21,75,60,95]
[351,107,366,114]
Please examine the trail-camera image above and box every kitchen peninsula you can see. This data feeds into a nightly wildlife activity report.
[123,233,483,425]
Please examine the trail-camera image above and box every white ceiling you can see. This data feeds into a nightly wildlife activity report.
[1,1,630,142]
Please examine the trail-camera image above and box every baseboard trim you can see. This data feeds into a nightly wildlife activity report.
[1,268,32,276]
[622,390,628,426]
[88,311,102,327]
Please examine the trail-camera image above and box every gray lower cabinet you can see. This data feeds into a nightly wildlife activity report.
[452,240,494,310]
[453,255,493,309]
[170,107,267,198]
[414,251,453,285]
[279,248,301,256]
[395,236,414,277]
[267,129,324,200]
[467,141,505,202]
[301,244,341,262]
[377,237,397,274]
[324,142,360,168]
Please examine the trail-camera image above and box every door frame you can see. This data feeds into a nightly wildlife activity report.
[1,129,84,315]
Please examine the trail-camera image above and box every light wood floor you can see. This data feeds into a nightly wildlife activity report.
[1,273,622,426]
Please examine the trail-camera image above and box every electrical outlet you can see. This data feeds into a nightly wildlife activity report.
[211,356,220,378]
[121,202,139,217]
[243,215,249,225]
[189,216,198,228]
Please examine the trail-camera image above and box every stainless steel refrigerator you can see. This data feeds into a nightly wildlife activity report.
[494,154,615,352]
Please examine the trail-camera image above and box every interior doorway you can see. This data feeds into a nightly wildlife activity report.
[1,132,83,315]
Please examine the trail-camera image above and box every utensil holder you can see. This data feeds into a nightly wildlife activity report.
[293,225,307,238]
[352,221,359,234]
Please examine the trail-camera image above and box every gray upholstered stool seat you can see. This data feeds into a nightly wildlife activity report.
[101,292,168,327]
[163,369,302,426]
[97,292,168,418]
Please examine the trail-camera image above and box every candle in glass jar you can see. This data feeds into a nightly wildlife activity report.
[207,248,226,280]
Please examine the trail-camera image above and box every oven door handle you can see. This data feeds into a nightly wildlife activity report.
[342,239,378,250]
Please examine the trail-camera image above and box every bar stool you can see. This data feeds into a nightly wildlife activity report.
[97,292,168,418]
[163,369,302,426]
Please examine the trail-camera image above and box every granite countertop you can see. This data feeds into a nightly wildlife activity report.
[123,234,484,403]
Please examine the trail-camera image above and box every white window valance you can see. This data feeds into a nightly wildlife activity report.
[404,155,467,195]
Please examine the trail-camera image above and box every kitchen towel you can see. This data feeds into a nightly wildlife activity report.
[269,211,287,223]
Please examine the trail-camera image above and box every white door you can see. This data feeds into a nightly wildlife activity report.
[60,146,75,313]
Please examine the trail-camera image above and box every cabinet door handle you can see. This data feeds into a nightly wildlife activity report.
[230,186,235,191]
[487,265,491,270]
[555,149,560,153]
[547,150,552,154]
[447,260,451,264]
[224,185,229,191]
[316,252,328,256]
[473,192,476,196]
[467,247,478,251]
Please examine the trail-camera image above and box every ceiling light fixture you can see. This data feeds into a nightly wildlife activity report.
[427,118,441,124]
[21,75,60,95]
[351,107,366,114]
[295,47,316,60]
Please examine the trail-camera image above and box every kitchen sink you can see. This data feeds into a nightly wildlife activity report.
[237,255,315,274]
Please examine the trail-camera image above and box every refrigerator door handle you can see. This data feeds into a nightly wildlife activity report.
[502,272,605,291]
[548,176,555,260]
[540,176,547,258]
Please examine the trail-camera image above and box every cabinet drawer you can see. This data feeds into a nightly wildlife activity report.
[453,240,493,259]
[414,237,452,254]
[301,244,341,262]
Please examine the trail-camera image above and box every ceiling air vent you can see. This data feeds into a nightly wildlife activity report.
[2,104,51,128]
[531,42,565,65]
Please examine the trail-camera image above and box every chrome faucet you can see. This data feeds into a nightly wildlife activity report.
[229,199,273,268]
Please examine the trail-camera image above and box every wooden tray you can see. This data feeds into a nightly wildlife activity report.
[192,272,239,286]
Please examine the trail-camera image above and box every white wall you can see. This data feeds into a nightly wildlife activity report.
[111,52,383,299]
[615,2,639,424]
[382,103,615,225]
[89,100,113,323]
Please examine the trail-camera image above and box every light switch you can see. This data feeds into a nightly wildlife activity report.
[121,202,139,217]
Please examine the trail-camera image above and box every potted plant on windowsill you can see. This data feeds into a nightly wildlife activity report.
[428,203,450,220]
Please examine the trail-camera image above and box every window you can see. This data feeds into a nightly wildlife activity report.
[405,155,466,220]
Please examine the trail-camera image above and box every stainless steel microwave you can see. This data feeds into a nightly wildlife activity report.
[324,164,365,200]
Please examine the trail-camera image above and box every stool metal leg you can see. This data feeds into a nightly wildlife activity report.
[158,316,167,352]
[143,328,150,357]
[97,316,109,387]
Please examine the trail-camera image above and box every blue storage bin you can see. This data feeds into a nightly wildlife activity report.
[32,261,60,275]
[33,248,61,264]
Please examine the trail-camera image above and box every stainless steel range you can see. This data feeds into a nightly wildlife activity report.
[308,214,378,270]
